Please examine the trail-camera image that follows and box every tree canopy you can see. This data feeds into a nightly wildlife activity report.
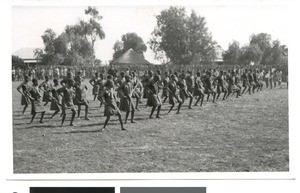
[112,32,147,60]
[149,7,217,65]
[37,7,105,67]
[12,55,25,68]
[222,40,241,66]
[223,33,288,66]
[65,6,105,51]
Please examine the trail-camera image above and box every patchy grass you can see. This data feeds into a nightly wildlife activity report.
[12,80,289,173]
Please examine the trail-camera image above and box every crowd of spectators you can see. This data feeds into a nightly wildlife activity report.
[11,64,288,83]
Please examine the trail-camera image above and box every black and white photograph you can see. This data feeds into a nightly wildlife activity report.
[11,3,289,174]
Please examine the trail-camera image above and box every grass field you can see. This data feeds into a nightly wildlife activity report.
[12,80,289,173]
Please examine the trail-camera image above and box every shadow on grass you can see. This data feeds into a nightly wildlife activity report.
[54,129,102,135]
[13,114,26,118]
[132,116,150,121]
[160,108,171,112]
[88,114,103,118]
[53,121,123,134]
[15,124,58,130]
[13,122,29,126]
[78,122,104,127]
[13,116,31,121]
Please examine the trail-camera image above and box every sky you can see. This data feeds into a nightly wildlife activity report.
[12,3,289,64]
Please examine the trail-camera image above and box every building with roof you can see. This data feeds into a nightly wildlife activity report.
[12,47,40,66]
[111,48,152,67]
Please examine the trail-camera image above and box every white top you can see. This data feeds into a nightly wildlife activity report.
[265,73,270,79]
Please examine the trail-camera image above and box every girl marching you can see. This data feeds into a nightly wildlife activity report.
[28,78,46,124]
[131,72,142,111]
[167,74,183,114]
[118,75,136,124]
[49,79,61,119]
[102,79,125,131]
[146,75,162,118]
[178,73,193,109]
[17,75,31,115]
[38,76,52,107]
[89,72,101,101]
[193,71,205,106]
[73,77,90,120]
[57,79,77,126]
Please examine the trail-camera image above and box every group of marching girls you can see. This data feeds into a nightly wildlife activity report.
[16,66,285,131]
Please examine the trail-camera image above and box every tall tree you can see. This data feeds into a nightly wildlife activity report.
[250,33,272,52]
[112,32,147,60]
[112,40,124,60]
[268,40,286,66]
[122,33,147,55]
[187,10,217,64]
[281,45,288,66]
[249,33,288,66]
[149,7,217,65]
[38,7,105,67]
[41,29,56,58]
[240,44,263,65]
[249,33,272,65]
[37,29,71,66]
[37,28,57,65]
[65,6,105,52]
[222,40,242,65]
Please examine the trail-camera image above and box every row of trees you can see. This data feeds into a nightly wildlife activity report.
[223,33,288,66]
[35,7,105,67]
[35,6,218,67]
[33,6,287,68]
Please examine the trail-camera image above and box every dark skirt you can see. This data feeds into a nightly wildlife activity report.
[242,81,249,87]
[31,100,46,114]
[97,90,105,103]
[179,89,187,101]
[42,92,51,102]
[193,87,204,96]
[204,86,216,94]
[147,94,162,107]
[169,93,182,105]
[119,97,134,112]
[143,89,149,99]
[228,85,240,93]
[187,86,194,94]
[61,101,76,114]
[50,99,60,111]
[104,101,121,116]
[92,85,100,95]
[132,89,142,99]
[73,96,89,106]
[217,84,227,93]
[161,88,169,98]
[21,95,30,106]
[255,81,263,87]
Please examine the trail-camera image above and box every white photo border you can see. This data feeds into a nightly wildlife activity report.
[3,0,299,181]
